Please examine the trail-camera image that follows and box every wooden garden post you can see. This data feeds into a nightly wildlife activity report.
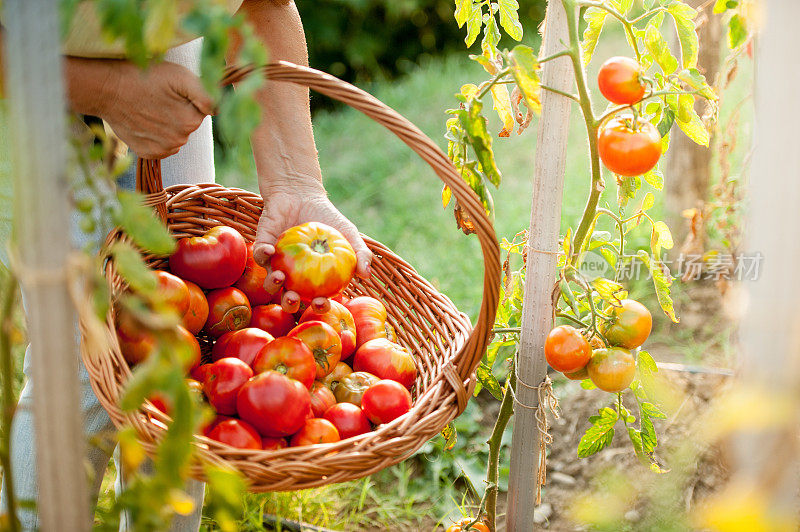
[736,0,800,518]
[506,1,574,529]
[4,1,91,530]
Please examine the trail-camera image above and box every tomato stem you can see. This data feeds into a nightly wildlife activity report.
[484,364,516,531]
[0,272,20,532]
[310,238,330,254]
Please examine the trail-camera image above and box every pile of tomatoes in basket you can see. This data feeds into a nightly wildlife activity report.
[115,222,418,450]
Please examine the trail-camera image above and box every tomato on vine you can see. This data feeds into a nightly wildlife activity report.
[587,347,636,393]
[598,116,662,177]
[599,299,653,349]
[597,56,646,105]
[544,325,592,373]
[445,517,490,532]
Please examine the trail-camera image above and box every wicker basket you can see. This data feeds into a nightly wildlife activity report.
[81,61,501,492]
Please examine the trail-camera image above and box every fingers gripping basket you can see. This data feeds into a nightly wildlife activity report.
[81,61,501,491]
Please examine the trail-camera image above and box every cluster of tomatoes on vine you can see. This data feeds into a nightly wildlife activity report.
[597,56,663,177]
[115,222,418,450]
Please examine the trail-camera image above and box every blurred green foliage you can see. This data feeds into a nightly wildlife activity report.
[297,0,546,84]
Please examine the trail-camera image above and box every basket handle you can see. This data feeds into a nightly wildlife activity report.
[136,60,501,400]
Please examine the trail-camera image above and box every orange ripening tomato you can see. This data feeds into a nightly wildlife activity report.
[597,56,646,105]
[445,517,490,532]
[270,222,357,300]
[599,299,653,349]
[587,347,636,392]
[320,361,352,390]
[598,116,662,177]
[345,296,397,349]
[309,381,337,418]
[204,287,252,338]
[544,325,592,373]
[234,242,274,306]
[181,280,209,335]
[290,418,340,447]
[288,320,342,379]
[299,300,357,359]
[153,270,190,316]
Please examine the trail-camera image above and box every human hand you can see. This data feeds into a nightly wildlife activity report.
[98,61,214,159]
[252,182,372,314]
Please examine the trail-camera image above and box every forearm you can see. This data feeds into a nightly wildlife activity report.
[63,57,120,117]
[233,0,324,196]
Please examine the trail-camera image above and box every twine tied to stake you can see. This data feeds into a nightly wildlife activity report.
[514,374,560,504]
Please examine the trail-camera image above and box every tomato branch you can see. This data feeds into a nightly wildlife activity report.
[485,366,516,531]
[540,84,581,103]
[0,271,20,532]
[477,68,512,99]
[576,0,642,62]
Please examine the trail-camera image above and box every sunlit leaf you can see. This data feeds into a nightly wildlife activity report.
[465,5,483,46]
[643,168,664,190]
[641,401,666,420]
[636,250,678,322]
[458,99,502,186]
[656,107,675,138]
[110,241,156,294]
[713,0,739,13]
[644,20,678,74]
[442,185,452,208]
[668,3,699,68]
[727,14,748,49]
[491,84,515,137]
[497,0,523,40]
[578,407,617,458]
[676,107,710,147]
[115,191,176,256]
[477,364,503,400]
[581,8,607,66]
[678,68,717,100]
[144,0,178,55]
[592,277,627,304]
[481,9,501,56]
[508,45,541,114]
[441,423,458,450]
[454,0,473,27]
[641,192,655,212]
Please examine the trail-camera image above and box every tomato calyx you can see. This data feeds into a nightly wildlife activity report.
[309,238,331,254]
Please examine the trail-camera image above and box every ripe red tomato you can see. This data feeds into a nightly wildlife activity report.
[597,56,646,105]
[233,242,274,306]
[299,301,357,359]
[290,418,340,447]
[587,347,636,392]
[203,357,254,415]
[181,280,209,335]
[288,321,342,379]
[599,299,653,349]
[320,361,353,390]
[361,380,412,425]
[261,437,288,451]
[270,222,357,300]
[598,116,662,177]
[201,414,235,437]
[250,304,296,337]
[237,370,312,437]
[170,226,247,289]
[309,382,337,418]
[211,327,274,367]
[323,403,371,439]
[251,337,316,389]
[206,418,262,450]
[353,338,417,389]
[544,325,592,373]
[153,270,190,316]
[190,363,211,383]
[204,287,252,338]
[332,371,379,407]
[345,296,397,349]
[445,517,490,532]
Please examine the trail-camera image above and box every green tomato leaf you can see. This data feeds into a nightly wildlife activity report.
[657,107,675,138]
[713,0,739,14]
[640,400,667,420]
[497,0,523,41]
[465,5,483,47]
[476,364,503,400]
[627,426,645,457]
[653,221,674,250]
[115,191,177,256]
[641,192,655,212]
[454,0,473,27]
[676,107,710,147]
[441,422,458,450]
[481,9,501,56]
[110,241,157,294]
[728,14,748,49]
[640,411,658,453]
[644,21,678,74]
[612,0,634,15]
[591,277,627,303]
[509,45,541,114]
[668,3,699,68]
[643,168,665,190]
[617,175,642,207]
[678,68,717,100]
[580,379,597,391]
[581,8,608,66]
[636,250,679,323]
[144,0,178,55]
[578,407,618,458]
[458,99,502,186]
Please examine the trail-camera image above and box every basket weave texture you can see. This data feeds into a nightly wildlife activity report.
[81,61,501,492]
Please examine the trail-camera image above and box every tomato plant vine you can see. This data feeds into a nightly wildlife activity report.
[443,0,719,528]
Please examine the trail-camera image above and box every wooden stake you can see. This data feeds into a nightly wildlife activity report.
[506,1,574,530]
[4,1,90,529]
